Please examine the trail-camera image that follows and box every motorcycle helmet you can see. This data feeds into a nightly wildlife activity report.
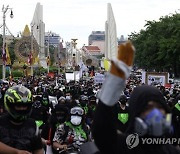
[119,94,128,105]
[89,95,96,104]
[4,85,32,122]
[53,104,69,123]
[79,95,88,107]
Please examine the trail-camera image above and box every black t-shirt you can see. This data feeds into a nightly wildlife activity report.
[0,114,43,152]
[115,104,129,133]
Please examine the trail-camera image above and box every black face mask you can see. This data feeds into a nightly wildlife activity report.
[57,116,65,122]
[120,101,127,105]
[80,101,87,107]
[56,113,66,123]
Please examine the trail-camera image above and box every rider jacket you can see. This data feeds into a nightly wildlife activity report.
[53,121,89,149]
[0,114,43,152]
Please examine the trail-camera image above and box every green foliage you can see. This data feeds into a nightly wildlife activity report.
[49,66,58,73]
[129,13,180,77]
[12,70,23,78]
[34,67,47,75]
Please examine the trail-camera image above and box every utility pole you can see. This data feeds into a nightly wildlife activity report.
[47,31,50,73]
[71,39,78,81]
[2,5,13,80]
[30,24,34,76]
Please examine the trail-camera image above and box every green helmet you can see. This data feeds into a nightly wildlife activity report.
[4,85,32,122]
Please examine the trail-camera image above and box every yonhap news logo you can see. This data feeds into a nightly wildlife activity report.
[126,133,139,149]
[126,133,180,149]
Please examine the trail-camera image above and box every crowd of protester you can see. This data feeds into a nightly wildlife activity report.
[0,68,179,153]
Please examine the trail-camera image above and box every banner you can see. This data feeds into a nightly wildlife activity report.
[142,72,169,86]
[94,73,105,84]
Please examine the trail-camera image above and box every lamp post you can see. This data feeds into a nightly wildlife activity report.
[30,24,34,76]
[71,39,78,81]
[2,5,13,80]
[47,31,51,74]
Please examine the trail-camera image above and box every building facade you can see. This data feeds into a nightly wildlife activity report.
[44,32,60,47]
[88,31,105,54]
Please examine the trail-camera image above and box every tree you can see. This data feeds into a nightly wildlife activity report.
[129,13,180,77]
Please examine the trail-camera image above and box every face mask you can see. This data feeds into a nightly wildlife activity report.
[75,100,80,104]
[70,115,82,126]
[81,101,87,107]
[135,108,172,136]
[120,100,127,105]
[57,115,66,122]
[66,96,71,100]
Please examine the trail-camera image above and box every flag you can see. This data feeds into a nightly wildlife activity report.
[6,44,11,65]
[35,55,40,64]
[104,58,111,71]
[9,66,13,82]
[28,52,33,65]
[2,43,6,65]
[46,55,50,66]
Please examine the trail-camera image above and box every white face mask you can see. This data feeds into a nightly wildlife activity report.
[75,100,80,104]
[66,96,71,100]
[70,115,82,125]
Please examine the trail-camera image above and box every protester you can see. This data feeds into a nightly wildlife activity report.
[0,85,43,154]
[40,103,70,153]
[116,94,129,133]
[52,106,90,153]
[0,142,32,154]
[86,95,97,128]
[172,94,180,139]
[92,41,180,154]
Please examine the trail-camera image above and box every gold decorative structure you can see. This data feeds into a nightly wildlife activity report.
[14,25,39,63]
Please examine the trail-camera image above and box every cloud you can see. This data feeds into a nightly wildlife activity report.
[1,0,180,46]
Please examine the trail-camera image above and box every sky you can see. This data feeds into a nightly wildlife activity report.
[1,0,180,47]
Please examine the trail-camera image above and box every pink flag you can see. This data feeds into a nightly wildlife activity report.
[28,52,33,65]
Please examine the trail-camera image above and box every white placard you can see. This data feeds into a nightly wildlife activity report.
[94,73,105,84]
[48,96,58,108]
[65,72,80,83]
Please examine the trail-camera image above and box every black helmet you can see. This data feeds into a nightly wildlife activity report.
[119,94,128,105]
[53,104,69,123]
[79,95,88,107]
[4,85,32,122]
[88,95,96,105]
[80,95,88,101]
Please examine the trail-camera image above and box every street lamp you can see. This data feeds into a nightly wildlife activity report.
[2,5,13,80]
[47,31,51,74]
